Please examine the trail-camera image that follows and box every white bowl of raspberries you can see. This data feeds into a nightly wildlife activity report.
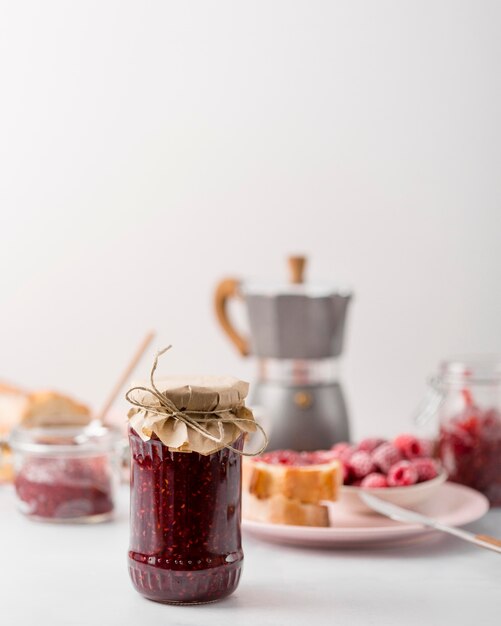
[332,434,446,514]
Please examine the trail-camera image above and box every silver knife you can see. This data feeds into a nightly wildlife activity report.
[361,492,501,555]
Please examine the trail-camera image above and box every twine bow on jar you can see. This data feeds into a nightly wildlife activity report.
[125,346,268,456]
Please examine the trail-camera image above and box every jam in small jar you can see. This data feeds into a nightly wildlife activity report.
[126,368,258,604]
[419,357,501,505]
[10,423,122,522]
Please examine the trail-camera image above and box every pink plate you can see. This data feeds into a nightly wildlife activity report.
[242,482,489,548]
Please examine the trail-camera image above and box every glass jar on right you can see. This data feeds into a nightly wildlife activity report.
[426,357,501,505]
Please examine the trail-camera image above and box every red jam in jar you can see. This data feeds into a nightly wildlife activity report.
[10,424,121,522]
[439,408,501,505]
[15,456,114,520]
[128,428,244,604]
[420,357,501,506]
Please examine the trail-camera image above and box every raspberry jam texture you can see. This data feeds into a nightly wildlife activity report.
[15,456,114,521]
[256,449,336,466]
[128,428,244,604]
[439,408,501,505]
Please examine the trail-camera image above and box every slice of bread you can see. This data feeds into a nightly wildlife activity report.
[21,391,91,428]
[243,492,330,527]
[247,459,341,504]
[242,456,341,527]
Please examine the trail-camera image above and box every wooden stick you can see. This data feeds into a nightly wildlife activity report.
[288,255,307,284]
[96,330,156,423]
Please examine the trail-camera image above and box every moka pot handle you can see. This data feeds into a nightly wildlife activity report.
[214,278,250,357]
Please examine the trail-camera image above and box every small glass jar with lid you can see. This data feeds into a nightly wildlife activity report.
[126,354,261,605]
[417,356,501,505]
[9,423,122,522]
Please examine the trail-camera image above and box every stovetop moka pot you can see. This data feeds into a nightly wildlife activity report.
[214,256,352,451]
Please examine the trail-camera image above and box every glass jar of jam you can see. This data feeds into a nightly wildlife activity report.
[9,423,122,522]
[128,429,244,604]
[126,363,260,605]
[417,357,501,505]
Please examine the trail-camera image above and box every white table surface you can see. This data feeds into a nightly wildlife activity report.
[1,484,500,626]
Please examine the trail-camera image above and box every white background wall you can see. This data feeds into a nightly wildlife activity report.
[0,1,500,439]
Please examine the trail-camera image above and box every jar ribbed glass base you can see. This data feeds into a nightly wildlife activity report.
[128,557,242,604]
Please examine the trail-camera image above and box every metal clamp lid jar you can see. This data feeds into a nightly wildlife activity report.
[416,356,501,505]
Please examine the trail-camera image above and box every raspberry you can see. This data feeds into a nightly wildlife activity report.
[348,451,376,479]
[372,443,402,474]
[357,438,386,453]
[393,434,426,459]
[411,458,440,482]
[387,461,418,487]
[360,473,388,488]
[330,442,355,464]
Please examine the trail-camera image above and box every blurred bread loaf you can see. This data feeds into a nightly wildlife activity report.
[21,391,91,428]
[0,385,92,482]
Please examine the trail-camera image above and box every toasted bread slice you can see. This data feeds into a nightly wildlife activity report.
[247,459,341,505]
[242,455,340,527]
[21,391,91,428]
[243,492,330,527]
